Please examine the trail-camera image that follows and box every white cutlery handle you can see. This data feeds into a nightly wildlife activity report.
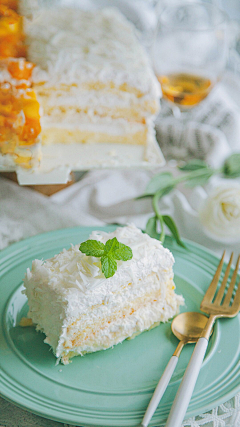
[165,337,209,427]
[141,356,179,427]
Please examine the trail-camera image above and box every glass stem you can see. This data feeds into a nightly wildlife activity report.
[171,105,182,119]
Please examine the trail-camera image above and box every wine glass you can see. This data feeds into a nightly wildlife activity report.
[151,2,228,118]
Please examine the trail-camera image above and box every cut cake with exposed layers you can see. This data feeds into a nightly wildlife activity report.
[23,224,184,365]
[0,2,162,171]
[23,5,161,148]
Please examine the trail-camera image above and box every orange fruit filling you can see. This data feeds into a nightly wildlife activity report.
[0,75,41,172]
[0,0,18,11]
[0,3,42,168]
[0,5,25,58]
[0,81,41,145]
[7,58,35,80]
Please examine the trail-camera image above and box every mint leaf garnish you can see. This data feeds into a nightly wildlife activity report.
[114,242,133,261]
[79,237,133,278]
[104,237,119,255]
[79,240,105,257]
[101,255,117,278]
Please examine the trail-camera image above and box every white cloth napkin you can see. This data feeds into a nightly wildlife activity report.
[0,177,91,250]
[1,168,240,260]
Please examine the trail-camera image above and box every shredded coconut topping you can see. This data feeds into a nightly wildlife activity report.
[23,7,160,98]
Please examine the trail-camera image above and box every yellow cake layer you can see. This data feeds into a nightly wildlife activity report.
[60,319,161,365]
[41,127,148,146]
[34,81,154,100]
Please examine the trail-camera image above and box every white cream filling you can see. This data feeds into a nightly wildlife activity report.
[40,116,148,135]
[36,87,157,111]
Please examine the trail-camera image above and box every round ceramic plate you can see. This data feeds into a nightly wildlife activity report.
[0,226,239,427]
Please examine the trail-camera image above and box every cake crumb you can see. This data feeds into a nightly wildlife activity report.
[19,317,33,327]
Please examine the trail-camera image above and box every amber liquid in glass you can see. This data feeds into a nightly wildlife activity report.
[158,73,213,107]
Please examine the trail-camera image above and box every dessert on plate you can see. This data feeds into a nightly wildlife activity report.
[23,224,184,365]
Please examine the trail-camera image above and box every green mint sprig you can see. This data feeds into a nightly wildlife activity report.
[79,237,133,278]
[139,153,240,248]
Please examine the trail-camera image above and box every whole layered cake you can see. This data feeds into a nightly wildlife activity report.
[23,224,184,364]
[0,0,161,170]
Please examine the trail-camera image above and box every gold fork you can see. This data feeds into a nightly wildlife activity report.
[165,252,240,427]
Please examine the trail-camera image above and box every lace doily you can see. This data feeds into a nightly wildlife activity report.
[0,394,239,427]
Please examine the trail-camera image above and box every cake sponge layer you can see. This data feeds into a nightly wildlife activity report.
[40,118,149,146]
[59,280,182,365]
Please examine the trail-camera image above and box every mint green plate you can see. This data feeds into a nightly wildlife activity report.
[0,226,239,427]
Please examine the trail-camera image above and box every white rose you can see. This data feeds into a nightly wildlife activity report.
[199,183,240,242]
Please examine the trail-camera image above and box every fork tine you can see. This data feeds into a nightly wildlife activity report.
[223,255,240,307]
[214,252,234,305]
[201,251,225,304]
[231,280,240,314]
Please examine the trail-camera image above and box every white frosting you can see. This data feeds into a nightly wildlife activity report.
[23,7,161,99]
[25,224,174,295]
[0,153,16,169]
[23,224,183,362]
